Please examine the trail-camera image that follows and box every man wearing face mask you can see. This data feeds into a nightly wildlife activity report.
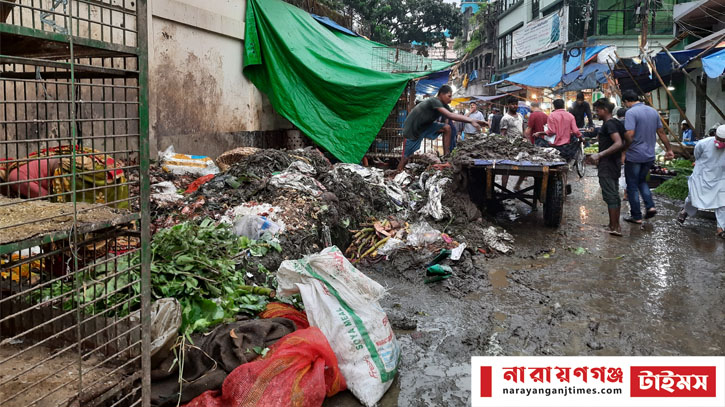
[677,124,725,239]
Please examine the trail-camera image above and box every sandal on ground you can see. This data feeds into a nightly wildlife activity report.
[718,231,725,240]
[644,208,658,219]
[677,210,688,225]
[608,229,623,237]
[624,216,642,224]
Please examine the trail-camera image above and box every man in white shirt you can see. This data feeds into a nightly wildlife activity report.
[464,102,485,138]
[677,124,725,238]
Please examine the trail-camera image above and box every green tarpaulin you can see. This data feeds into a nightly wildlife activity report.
[243,0,451,163]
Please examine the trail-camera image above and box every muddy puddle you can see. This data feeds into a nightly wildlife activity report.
[326,174,725,406]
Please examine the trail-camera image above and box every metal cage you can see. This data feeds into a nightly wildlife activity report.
[0,1,150,406]
[365,82,445,160]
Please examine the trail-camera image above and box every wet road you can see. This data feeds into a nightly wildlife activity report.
[326,172,725,406]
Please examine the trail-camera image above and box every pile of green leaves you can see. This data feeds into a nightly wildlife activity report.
[665,159,694,176]
[151,219,279,333]
[34,218,281,335]
[654,174,689,200]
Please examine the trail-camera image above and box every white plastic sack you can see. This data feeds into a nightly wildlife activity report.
[277,247,400,407]
[159,145,220,176]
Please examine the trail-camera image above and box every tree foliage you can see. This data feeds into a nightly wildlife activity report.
[318,0,462,47]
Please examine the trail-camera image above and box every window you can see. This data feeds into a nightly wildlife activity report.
[596,0,674,36]
[498,33,514,68]
[542,2,561,17]
[532,0,540,19]
[501,0,520,12]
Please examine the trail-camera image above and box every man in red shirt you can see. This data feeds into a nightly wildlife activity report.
[525,101,548,144]
[545,99,581,146]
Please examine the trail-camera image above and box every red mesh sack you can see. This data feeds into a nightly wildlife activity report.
[259,302,310,329]
[184,327,345,407]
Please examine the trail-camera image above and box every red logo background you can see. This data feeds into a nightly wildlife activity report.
[630,366,716,397]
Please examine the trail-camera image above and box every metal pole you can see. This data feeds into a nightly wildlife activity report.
[580,0,592,73]
[613,51,677,152]
[659,46,725,121]
[640,0,649,50]
[136,0,152,406]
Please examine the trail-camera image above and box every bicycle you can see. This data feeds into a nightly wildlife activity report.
[533,132,586,178]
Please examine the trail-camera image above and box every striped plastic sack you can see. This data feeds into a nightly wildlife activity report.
[277,246,400,407]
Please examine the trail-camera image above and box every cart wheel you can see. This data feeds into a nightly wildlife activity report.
[543,174,564,227]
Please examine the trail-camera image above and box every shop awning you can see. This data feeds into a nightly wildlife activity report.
[244,0,451,163]
[503,45,610,88]
[702,48,725,78]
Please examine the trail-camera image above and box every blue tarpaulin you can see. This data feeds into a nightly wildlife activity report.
[702,48,725,78]
[416,70,450,96]
[561,63,609,91]
[615,49,702,93]
[503,45,609,88]
[310,14,359,37]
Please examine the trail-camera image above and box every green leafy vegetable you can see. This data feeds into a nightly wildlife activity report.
[654,174,689,200]
[35,218,281,335]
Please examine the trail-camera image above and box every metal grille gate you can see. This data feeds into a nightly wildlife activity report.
[0,0,150,406]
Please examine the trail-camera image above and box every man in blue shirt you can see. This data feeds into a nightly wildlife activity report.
[621,90,675,224]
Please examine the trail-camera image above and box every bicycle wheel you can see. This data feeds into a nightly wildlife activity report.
[575,144,585,178]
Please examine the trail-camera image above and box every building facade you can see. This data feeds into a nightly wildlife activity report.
[496,0,677,77]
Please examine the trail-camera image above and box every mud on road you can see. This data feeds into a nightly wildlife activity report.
[326,172,725,407]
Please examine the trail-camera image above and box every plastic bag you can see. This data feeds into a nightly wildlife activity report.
[269,162,326,197]
[377,237,406,256]
[159,145,220,176]
[184,327,346,407]
[151,181,183,204]
[277,247,400,407]
[150,298,182,365]
[419,174,451,220]
[233,215,282,240]
[406,221,442,247]
[128,298,182,365]
[185,174,215,194]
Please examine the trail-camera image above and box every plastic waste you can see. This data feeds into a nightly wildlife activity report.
[377,238,405,256]
[451,243,467,261]
[159,145,220,176]
[329,164,407,207]
[269,161,326,197]
[277,247,400,407]
[233,215,282,240]
[419,174,451,220]
[151,181,183,204]
[406,222,442,247]
[128,298,182,364]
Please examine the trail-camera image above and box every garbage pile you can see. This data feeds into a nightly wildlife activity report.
[117,144,522,406]
[452,133,564,164]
